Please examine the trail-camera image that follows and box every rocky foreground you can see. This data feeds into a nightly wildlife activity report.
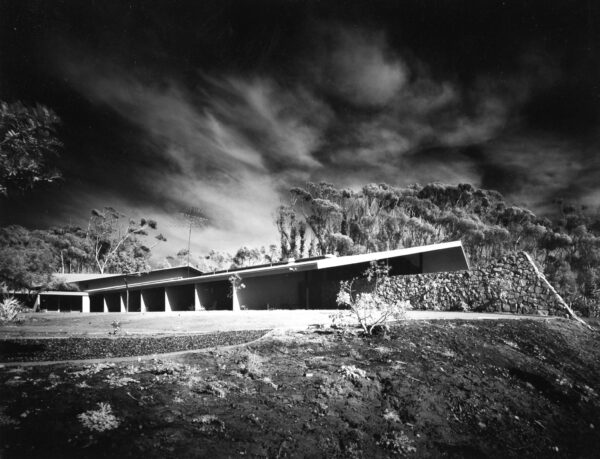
[0,319,599,458]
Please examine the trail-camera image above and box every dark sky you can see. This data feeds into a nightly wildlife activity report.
[1,0,599,257]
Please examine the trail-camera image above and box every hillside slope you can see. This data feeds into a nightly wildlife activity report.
[1,319,599,458]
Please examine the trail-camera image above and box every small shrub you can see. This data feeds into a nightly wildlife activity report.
[339,364,367,382]
[105,374,138,388]
[192,414,225,433]
[203,381,227,398]
[586,303,600,318]
[149,360,186,376]
[334,262,411,335]
[0,406,18,426]
[0,297,25,324]
[108,321,122,335]
[238,351,264,378]
[378,431,417,455]
[571,293,600,318]
[78,403,120,432]
[454,300,470,312]
[382,409,401,423]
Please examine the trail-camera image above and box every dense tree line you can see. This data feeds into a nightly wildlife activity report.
[0,207,165,291]
[161,245,280,272]
[274,182,600,315]
[162,181,600,315]
[2,175,600,316]
[0,100,170,291]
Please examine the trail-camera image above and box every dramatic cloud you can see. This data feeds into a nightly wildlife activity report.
[3,14,587,260]
[59,57,336,256]
[54,24,564,257]
[313,26,408,107]
[481,135,585,211]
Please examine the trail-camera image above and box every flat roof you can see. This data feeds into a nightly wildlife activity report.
[68,265,204,285]
[82,241,467,294]
[38,291,89,296]
[52,273,120,283]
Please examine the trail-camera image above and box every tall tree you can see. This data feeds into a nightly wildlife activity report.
[87,207,166,274]
[289,182,344,255]
[275,205,306,259]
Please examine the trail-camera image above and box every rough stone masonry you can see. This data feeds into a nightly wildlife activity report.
[389,252,569,316]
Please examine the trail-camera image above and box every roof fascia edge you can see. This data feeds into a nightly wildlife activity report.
[82,242,465,294]
[85,261,320,294]
[315,240,464,269]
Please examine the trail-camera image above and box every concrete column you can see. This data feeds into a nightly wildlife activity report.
[82,295,90,313]
[34,295,41,312]
[194,284,202,311]
[120,294,127,313]
[140,291,147,313]
[103,296,108,313]
[232,288,240,312]
[164,288,172,312]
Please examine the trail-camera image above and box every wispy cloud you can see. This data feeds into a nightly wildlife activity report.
[206,77,330,170]
[55,24,573,256]
[60,59,330,255]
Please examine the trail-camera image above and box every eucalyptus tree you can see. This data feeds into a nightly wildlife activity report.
[275,205,306,259]
[87,207,166,274]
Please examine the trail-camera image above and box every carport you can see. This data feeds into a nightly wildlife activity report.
[36,292,89,312]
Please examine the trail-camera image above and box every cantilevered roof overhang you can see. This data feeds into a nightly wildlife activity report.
[83,241,469,295]
[314,240,468,272]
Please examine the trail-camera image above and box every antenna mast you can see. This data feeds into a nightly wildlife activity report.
[181,207,208,270]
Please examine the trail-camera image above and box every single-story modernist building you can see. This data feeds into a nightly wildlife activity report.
[36,241,469,313]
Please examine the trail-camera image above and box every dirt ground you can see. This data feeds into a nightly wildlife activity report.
[1,318,599,458]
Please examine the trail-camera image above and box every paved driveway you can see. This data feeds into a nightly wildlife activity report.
[0,310,557,338]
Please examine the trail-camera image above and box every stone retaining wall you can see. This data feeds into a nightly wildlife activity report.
[389,252,568,316]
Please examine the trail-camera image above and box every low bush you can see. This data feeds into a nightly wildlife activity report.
[570,296,600,318]
[333,262,411,335]
[78,402,120,432]
[0,296,25,324]
[108,321,122,335]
